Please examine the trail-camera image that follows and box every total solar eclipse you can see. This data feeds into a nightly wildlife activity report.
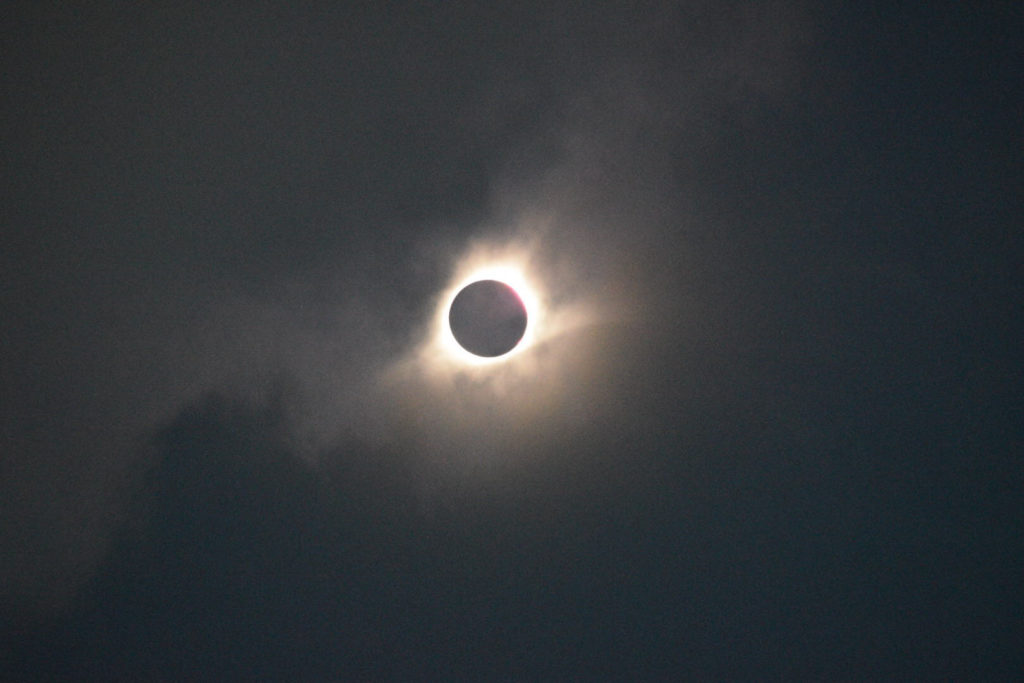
[448,279,528,357]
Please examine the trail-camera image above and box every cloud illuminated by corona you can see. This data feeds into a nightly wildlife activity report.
[370,226,633,474]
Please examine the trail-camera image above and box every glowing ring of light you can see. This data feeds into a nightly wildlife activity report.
[438,264,541,366]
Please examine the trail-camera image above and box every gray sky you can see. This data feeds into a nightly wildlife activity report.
[3,2,1022,677]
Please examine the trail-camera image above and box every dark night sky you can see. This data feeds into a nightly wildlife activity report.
[2,1,1022,679]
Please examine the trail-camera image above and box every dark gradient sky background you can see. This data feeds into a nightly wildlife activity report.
[2,2,1022,679]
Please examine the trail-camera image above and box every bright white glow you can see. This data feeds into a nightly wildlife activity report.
[436,261,543,367]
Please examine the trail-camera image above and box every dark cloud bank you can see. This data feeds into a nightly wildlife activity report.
[3,2,1022,679]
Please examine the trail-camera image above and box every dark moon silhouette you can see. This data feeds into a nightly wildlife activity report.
[448,280,528,357]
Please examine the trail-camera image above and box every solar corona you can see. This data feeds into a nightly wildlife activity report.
[437,262,541,366]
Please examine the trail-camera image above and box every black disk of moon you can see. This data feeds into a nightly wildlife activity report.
[448,280,528,357]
